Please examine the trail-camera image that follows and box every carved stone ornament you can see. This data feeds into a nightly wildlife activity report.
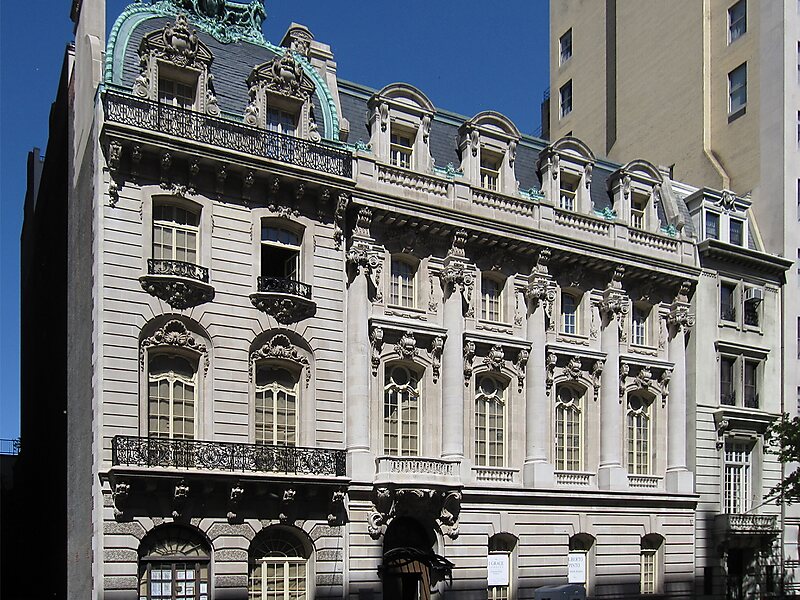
[718,190,737,213]
[172,480,190,518]
[430,336,444,383]
[565,356,582,380]
[659,369,672,406]
[545,352,558,395]
[250,294,316,324]
[227,484,244,522]
[599,268,629,335]
[328,489,346,526]
[591,360,603,401]
[525,276,556,325]
[112,480,131,519]
[284,25,313,57]
[395,331,419,360]
[515,349,529,392]
[666,303,695,335]
[247,50,314,101]
[250,334,311,388]
[634,366,653,390]
[333,193,349,249]
[619,363,630,400]
[370,327,384,376]
[346,241,381,280]
[367,486,462,540]
[483,345,505,371]
[441,261,475,317]
[463,341,477,383]
[140,320,208,374]
[279,488,296,524]
[354,206,372,237]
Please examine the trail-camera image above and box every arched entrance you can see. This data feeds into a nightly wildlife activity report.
[381,517,453,600]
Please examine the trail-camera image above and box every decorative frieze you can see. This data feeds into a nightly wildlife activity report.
[140,320,208,373]
[367,485,462,541]
[250,334,311,387]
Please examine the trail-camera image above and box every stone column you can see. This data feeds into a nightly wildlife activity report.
[665,296,695,493]
[523,275,555,487]
[598,268,629,490]
[344,210,378,481]
[441,278,464,460]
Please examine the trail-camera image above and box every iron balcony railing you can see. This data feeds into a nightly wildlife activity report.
[112,435,346,477]
[148,259,209,283]
[257,276,312,298]
[102,90,353,179]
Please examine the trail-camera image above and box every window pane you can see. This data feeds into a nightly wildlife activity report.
[730,219,744,246]
[705,212,720,240]
[560,80,573,117]
[729,63,747,113]
[729,0,746,42]
[560,28,573,64]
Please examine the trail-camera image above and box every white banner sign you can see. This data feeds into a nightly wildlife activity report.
[487,553,509,587]
[568,552,586,584]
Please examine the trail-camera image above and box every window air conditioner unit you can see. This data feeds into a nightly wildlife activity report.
[744,288,763,304]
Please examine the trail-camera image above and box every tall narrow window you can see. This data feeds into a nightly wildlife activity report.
[631,194,647,229]
[475,375,506,467]
[559,80,573,118]
[640,535,663,594]
[559,28,573,64]
[148,354,197,440]
[261,225,301,280]
[743,360,758,408]
[729,218,744,246]
[153,204,199,264]
[724,441,752,513]
[729,63,747,115]
[626,394,651,475]
[631,305,649,346]
[480,154,501,191]
[481,277,503,322]
[266,108,297,136]
[720,357,736,405]
[138,525,210,600]
[720,282,737,322]
[559,172,579,211]
[554,386,583,472]
[158,77,196,109]
[705,211,720,240]
[249,528,310,600]
[728,0,747,43]
[254,365,298,446]
[561,292,578,335]
[488,534,515,600]
[390,129,413,168]
[384,365,419,456]
[390,258,416,308]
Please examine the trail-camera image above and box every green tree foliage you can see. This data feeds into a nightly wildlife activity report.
[765,414,800,504]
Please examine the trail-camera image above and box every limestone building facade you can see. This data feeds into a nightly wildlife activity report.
[18,0,792,598]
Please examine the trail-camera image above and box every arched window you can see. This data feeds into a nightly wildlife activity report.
[138,525,210,600]
[254,365,299,446]
[475,375,506,467]
[481,276,504,323]
[148,354,198,439]
[249,527,311,600]
[389,258,416,308]
[640,534,664,594]
[627,393,652,475]
[384,365,420,456]
[153,203,200,264]
[554,386,583,472]
[561,292,579,335]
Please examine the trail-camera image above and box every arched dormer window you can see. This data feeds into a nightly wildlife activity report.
[138,524,210,600]
[608,160,664,233]
[389,257,418,309]
[249,526,313,600]
[537,136,596,214]
[368,83,435,172]
[475,374,508,467]
[140,319,208,440]
[459,111,521,197]
[554,384,584,472]
[383,364,421,456]
[133,13,219,116]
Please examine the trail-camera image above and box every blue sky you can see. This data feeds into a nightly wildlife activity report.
[0,1,550,439]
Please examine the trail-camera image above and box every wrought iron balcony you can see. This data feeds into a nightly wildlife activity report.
[102,90,353,178]
[148,259,209,282]
[140,259,214,309]
[257,276,312,298]
[250,276,315,323]
[112,435,346,478]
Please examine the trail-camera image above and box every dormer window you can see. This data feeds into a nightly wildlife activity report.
[266,108,297,136]
[560,172,579,211]
[729,218,744,246]
[390,129,413,169]
[705,211,720,240]
[158,76,196,109]
[480,153,501,192]
[631,193,647,229]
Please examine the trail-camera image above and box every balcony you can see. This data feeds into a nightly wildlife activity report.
[139,259,214,309]
[374,456,461,488]
[102,90,353,179]
[715,514,779,540]
[250,276,316,324]
[112,435,346,478]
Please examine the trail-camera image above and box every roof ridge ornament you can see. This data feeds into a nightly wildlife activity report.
[140,0,267,45]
